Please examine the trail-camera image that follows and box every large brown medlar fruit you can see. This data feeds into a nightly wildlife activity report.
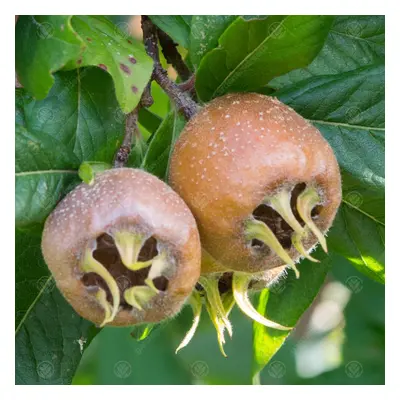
[168,93,341,353]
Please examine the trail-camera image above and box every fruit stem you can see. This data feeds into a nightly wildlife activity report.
[113,108,140,168]
[245,219,299,278]
[232,272,292,330]
[296,187,328,253]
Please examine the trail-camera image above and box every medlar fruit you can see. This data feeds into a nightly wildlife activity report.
[42,168,201,328]
[169,93,341,352]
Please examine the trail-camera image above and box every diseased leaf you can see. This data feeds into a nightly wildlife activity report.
[68,16,154,112]
[15,230,96,385]
[189,15,237,68]
[15,68,124,231]
[141,110,186,180]
[15,16,83,100]
[253,251,332,377]
[277,63,384,283]
[196,15,334,102]
[149,15,192,48]
[271,15,385,89]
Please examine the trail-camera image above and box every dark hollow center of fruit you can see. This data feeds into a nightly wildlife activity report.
[82,233,169,310]
[251,183,320,250]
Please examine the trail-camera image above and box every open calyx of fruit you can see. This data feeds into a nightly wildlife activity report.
[42,93,341,357]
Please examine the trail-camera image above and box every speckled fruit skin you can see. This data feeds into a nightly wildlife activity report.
[42,168,201,326]
[169,93,341,274]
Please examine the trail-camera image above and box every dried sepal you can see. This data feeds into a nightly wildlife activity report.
[198,275,233,337]
[124,285,157,310]
[245,219,299,278]
[112,231,146,270]
[205,298,229,357]
[296,187,328,253]
[82,247,120,325]
[176,291,203,353]
[266,189,304,236]
[145,252,169,293]
[94,288,113,327]
[232,272,292,330]
[292,232,319,263]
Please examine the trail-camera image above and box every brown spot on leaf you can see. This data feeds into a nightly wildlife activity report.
[131,86,138,93]
[98,64,107,71]
[127,39,132,44]
[128,56,137,64]
[120,63,131,75]
[87,37,92,42]
[77,58,82,65]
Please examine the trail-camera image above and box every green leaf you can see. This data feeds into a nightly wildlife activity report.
[149,15,192,48]
[252,251,332,377]
[141,110,186,180]
[74,325,192,384]
[16,68,124,230]
[189,15,237,68]
[138,108,163,133]
[276,63,384,283]
[195,15,334,102]
[15,123,80,230]
[15,16,83,100]
[126,135,148,169]
[15,229,97,385]
[68,16,154,112]
[271,15,385,89]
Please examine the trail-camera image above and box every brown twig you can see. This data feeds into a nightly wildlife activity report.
[113,83,154,168]
[157,28,191,81]
[141,16,199,121]
[113,108,140,168]
[178,74,196,96]
[141,82,154,108]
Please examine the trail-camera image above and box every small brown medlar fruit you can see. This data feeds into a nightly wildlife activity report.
[169,93,341,350]
[42,168,201,327]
